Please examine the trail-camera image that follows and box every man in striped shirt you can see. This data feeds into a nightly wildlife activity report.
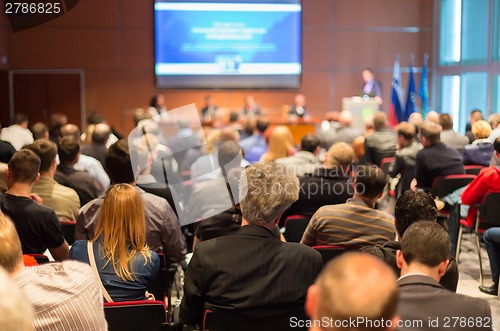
[301,165,395,247]
[0,214,107,331]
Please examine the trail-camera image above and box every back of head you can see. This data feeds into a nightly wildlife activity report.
[489,113,500,129]
[219,127,240,143]
[0,266,33,331]
[218,141,243,170]
[408,112,423,129]
[256,118,270,134]
[47,113,68,139]
[31,122,48,140]
[395,191,437,237]
[354,165,387,199]
[24,139,57,173]
[130,133,159,176]
[239,162,299,226]
[494,137,500,154]
[8,149,40,184]
[401,221,450,267]
[395,122,416,141]
[470,109,483,122]
[92,123,111,145]
[326,142,354,168]
[301,134,320,153]
[105,139,134,184]
[94,183,149,281]
[12,113,28,126]
[60,124,81,141]
[420,122,442,145]
[339,110,354,127]
[425,111,439,124]
[373,111,387,131]
[312,253,398,331]
[438,114,453,130]
[0,214,23,273]
[58,136,80,165]
[229,112,239,124]
[471,120,491,140]
[264,126,293,161]
[87,112,105,125]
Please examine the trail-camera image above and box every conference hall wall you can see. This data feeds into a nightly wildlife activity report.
[1,0,434,135]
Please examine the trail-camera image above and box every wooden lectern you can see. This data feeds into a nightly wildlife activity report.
[342,97,379,131]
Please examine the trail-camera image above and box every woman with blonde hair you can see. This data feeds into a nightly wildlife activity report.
[70,184,159,302]
[260,125,295,162]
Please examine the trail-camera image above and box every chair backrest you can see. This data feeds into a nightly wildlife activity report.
[379,157,394,174]
[61,220,76,245]
[27,254,50,264]
[283,215,310,243]
[104,300,167,331]
[431,174,476,198]
[203,308,308,331]
[479,192,500,226]
[464,165,484,176]
[312,245,352,266]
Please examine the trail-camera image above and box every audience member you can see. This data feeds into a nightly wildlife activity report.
[180,162,322,327]
[490,136,500,166]
[55,136,101,205]
[408,112,423,138]
[276,134,320,176]
[415,122,464,191]
[240,118,270,163]
[241,95,262,117]
[425,110,440,124]
[165,119,197,167]
[388,122,422,196]
[361,191,459,292]
[47,113,67,144]
[305,253,398,331]
[288,93,309,120]
[465,109,484,143]
[200,95,218,122]
[301,165,394,247]
[76,139,186,262]
[70,184,160,302]
[60,124,110,190]
[0,138,16,164]
[0,214,107,330]
[489,113,500,141]
[25,139,80,221]
[0,113,34,150]
[332,110,362,145]
[0,266,33,331]
[481,226,500,295]
[463,120,494,166]
[0,150,69,260]
[439,114,469,152]
[148,94,167,117]
[81,112,120,147]
[131,133,177,216]
[396,222,492,330]
[260,125,295,162]
[30,122,49,140]
[281,142,354,221]
[81,123,111,167]
[364,111,396,167]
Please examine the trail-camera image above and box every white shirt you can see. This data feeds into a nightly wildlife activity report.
[74,154,110,191]
[0,125,34,150]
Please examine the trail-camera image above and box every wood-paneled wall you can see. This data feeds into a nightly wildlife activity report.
[2,0,434,135]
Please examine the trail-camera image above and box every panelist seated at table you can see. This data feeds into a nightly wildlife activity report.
[288,94,310,121]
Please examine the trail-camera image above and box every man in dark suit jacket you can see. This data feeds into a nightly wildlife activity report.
[396,222,492,331]
[362,68,383,99]
[180,162,323,328]
[415,122,465,191]
[364,111,396,167]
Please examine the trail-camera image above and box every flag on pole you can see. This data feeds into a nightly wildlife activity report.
[419,53,429,117]
[389,55,405,126]
[405,54,416,121]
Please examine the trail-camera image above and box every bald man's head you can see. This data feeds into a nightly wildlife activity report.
[339,110,354,127]
[60,124,81,141]
[307,253,398,331]
[92,123,111,145]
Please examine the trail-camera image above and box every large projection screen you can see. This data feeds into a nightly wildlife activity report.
[154,0,302,89]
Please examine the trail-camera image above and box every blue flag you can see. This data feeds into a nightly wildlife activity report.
[405,55,416,121]
[419,54,429,117]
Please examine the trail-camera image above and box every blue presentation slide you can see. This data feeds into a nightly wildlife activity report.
[155,2,301,76]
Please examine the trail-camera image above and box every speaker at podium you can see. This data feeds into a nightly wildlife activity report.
[342,96,379,131]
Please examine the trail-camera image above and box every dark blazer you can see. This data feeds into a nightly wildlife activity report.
[364,129,397,167]
[415,142,465,190]
[397,275,492,331]
[362,80,383,98]
[55,165,101,206]
[180,224,323,326]
[280,167,353,224]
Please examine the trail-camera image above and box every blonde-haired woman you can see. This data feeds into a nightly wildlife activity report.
[260,125,295,162]
[70,184,159,302]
